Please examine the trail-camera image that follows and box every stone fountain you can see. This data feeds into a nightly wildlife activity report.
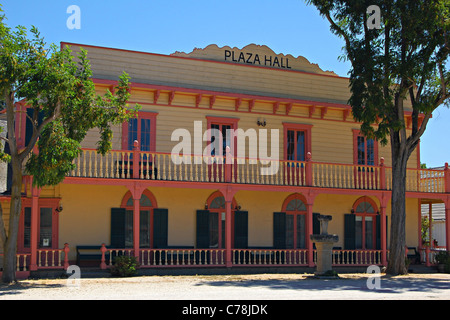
[310,214,339,276]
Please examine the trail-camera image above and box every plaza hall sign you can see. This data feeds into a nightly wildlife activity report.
[224,49,291,69]
[171,44,337,76]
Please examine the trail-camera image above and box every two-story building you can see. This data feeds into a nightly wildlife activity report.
[3,43,449,278]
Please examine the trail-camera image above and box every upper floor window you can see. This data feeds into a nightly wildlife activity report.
[122,112,157,152]
[206,116,239,157]
[283,123,312,162]
[353,130,377,166]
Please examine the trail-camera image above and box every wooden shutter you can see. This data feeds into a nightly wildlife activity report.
[273,212,286,249]
[376,215,388,250]
[153,208,168,248]
[313,212,321,234]
[234,211,248,249]
[196,210,210,249]
[344,214,356,250]
[111,208,126,248]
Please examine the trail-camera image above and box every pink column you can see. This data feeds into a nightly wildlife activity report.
[63,243,70,270]
[133,195,140,258]
[306,199,314,267]
[380,205,387,266]
[29,184,40,271]
[225,199,232,267]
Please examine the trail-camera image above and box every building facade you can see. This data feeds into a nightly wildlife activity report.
[3,43,450,277]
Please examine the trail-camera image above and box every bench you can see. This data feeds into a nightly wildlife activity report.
[76,245,110,266]
[407,247,420,264]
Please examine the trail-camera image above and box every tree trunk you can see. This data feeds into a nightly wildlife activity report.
[2,157,23,284]
[386,138,409,275]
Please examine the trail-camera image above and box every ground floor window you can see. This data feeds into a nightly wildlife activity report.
[345,196,385,250]
[111,190,168,249]
[18,198,60,252]
[196,191,247,249]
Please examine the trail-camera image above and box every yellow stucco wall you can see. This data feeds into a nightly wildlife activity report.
[57,184,420,261]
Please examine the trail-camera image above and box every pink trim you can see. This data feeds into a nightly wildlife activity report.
[281,193,308,250]
[120,189,158,208]
[206,191,238,249]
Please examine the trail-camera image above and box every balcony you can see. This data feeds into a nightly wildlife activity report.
[65,147,449,194]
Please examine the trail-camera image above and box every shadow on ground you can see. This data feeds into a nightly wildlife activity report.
[0,282,65,297]
[193,275,450,295]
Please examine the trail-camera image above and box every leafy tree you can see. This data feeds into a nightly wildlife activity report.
[0,7,139,283]
[307,0,449,274]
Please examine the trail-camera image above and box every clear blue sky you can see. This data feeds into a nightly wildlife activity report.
[2,0,449,167]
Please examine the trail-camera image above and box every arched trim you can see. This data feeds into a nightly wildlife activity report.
[281,193,308,212]
[206,190,237,210]
[121,189,158,208]
[352,196,378,214]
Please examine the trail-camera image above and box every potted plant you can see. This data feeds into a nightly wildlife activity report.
[434,251,449,273]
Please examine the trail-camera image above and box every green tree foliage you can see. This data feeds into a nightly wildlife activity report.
[307,0,449,274]
[0,6,139,283]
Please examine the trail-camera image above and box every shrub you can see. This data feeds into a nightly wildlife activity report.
[435,251,449,264]
[110,255,140,277]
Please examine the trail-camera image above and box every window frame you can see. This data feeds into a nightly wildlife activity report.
[206,116,239,158]
[120,190,158,248]
[283,123,312,162]
[352,196,379,250]
[205,191,238,249]
[281,193,308,249]
[18,198,61,252]
[122,112,158,152]
[352,129,378,166]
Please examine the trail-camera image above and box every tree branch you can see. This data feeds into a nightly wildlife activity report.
[323,12,355,65]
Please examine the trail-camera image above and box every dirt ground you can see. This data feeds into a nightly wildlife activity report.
[0,272,449,301]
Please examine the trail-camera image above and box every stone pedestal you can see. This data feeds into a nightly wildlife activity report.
[310,235,339,275]
[310,214,339,276]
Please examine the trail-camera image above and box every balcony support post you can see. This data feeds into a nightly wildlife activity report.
[305,191,316,267]
[30,177,40,271]
[128,182,144,260]
[221,186,235,268]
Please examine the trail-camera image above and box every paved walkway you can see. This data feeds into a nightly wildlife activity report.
[0,273,449,301]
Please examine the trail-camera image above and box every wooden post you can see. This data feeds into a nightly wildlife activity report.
[63,243,70,270]
[30,181,40,271]
[305,152,312,186]
[380,205,387,266]
[133,140,139,179]
[306,200,314,267]
[379,157,386,190]
[225,199,232,267]
[133,195,140,259]
[225,146,232,183]
[100,243,107,269]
